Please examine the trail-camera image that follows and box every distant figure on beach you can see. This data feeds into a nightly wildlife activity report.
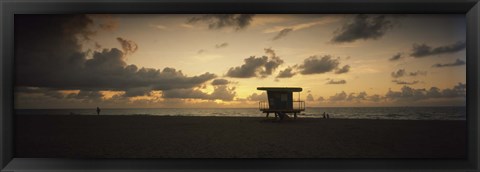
[323,112,326,118]
[96,107,101,115]
[326,113,330,119]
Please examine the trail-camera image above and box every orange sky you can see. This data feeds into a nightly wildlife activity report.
[14,14,466,108]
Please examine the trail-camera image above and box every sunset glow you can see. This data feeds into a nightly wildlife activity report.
[15,14,466,108]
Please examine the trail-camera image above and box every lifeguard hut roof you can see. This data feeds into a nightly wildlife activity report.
[257,87,302,92]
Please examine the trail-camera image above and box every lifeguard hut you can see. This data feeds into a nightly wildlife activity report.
[257,87,305,120]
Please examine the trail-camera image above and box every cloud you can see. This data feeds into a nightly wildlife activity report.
[317,96,325,102]
[15,15,217,101]
[187,14,255,31]
[209,85,236,101]
[391,79,419,85]
[391,69,427,78]
[368,94,383,102]
[276,67,297,78]
[226,48,284,78]
[263,16,340,33]
[323,91,374,102]
[385,83,465,102]
[335,65,350,74]
[391,69,406,78]
[247,92,267,101]
[272,28,293,40]
[162,88,209,99]
[311,83,465,105]
[306,94,314,101]
[298,55,340,75]
[89,14,119,32]
[408,71,427,76]
[198,49,206,54]
[264,48,276,57]
[123,87,152,97]
[215,42,229,49]
[331,14,395,43]
[15,87,66,99]
[432,58,466,68]
[389,52,404,61]
[67,90,104,101]
[226,56,269,78]
[329,91,348,101]
[410,41,466,58]
[116,37,139,55]
[151,24,167,30]
[162,85,236,101]
[346,92,368,102]
[326,79,347,84]
[211,79,230,85]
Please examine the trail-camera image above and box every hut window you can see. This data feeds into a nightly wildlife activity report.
[281,94,287,101]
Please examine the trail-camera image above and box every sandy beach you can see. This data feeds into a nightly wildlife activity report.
[15,115,466,158]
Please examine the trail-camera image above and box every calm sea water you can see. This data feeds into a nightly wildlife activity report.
[16,106,466,120]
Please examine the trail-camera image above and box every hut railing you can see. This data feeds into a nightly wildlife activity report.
[258,101,305,111]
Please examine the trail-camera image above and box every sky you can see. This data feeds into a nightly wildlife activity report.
[14,14,466,109]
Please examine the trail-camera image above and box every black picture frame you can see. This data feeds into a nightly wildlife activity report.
[1,0,479,171]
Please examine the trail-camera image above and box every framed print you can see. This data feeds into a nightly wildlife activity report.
[1,0,479,171]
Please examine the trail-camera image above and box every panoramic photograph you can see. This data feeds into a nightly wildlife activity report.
[14,14,466,158]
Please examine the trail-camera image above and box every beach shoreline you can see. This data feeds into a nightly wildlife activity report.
[16,115,467,158]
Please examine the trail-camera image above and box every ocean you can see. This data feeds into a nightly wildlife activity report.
[16,106,466,120]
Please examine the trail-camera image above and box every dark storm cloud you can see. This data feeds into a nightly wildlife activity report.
[226,48,284,78]
[15,87,66,99]
[215,42,229,49]
[391,79,419,85]
[272,28,293,40]
[116,37,139,55]
[67,90,103,101]
[432,59,466,68]
[335,65,350,74]
[276,67,297,78]
[211,79,230,85]
[15,15,217,100]
[123,87,153,97]
[385,83,465,101]
[298,55,340,75]
[326,79,347,84]
[389,52,404,61]
[187,14,255,30]
[410,41,466,58]
[162,85,236,101]
[247,92,267,101]
[331,14,395,43]
[162,89,209,99]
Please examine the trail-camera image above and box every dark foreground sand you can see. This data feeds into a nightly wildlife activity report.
[16,115,466,158]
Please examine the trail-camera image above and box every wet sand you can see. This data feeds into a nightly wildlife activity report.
[15,115,466,158]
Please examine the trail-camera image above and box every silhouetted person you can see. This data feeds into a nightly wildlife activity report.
[323,112,326,118]
[326,113,330,119]
[96,107,101,115]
